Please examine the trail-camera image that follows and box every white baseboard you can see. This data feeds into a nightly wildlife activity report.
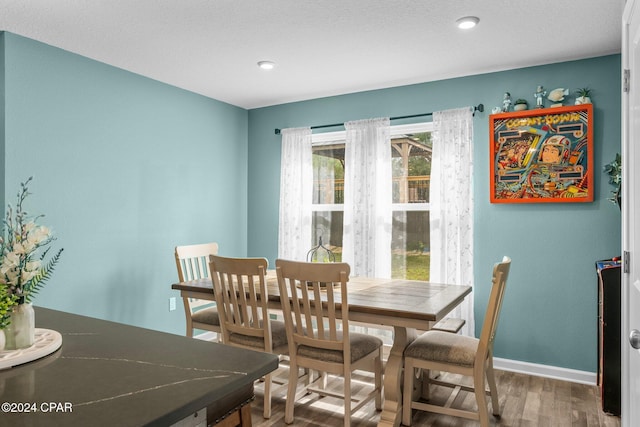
[493,357,597,386]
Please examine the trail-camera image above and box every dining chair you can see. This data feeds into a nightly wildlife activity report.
[174,243,221,339]
[275,259,383,427]
[209,255,289,419]
[402,256,511,427]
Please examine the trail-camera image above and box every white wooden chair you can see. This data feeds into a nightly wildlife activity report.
[209,255,288,419]
[174,243,221,339]
[275,259,383,427]
[402,256,511,426]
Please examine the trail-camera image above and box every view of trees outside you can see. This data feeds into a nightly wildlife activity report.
[311,144,344,263]
[311,132,431,280]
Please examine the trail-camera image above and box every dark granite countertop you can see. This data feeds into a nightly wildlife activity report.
[0,307,279,427]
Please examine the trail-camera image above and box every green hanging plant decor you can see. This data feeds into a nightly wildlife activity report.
[603,153,621,209]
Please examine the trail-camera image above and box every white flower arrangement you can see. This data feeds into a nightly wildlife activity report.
[0,177,63,308]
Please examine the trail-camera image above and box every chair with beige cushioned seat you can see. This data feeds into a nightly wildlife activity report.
[275,259,383,427]
[174,243,221,339]
[209,255,289,419]
[402,256,511,427]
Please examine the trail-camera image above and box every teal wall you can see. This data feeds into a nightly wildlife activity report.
[1,33,249,335]
[1,30,621,373]
[247,55,622,372]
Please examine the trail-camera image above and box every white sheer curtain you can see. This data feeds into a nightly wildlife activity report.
[430,107,475,336]
[343,118,392,278]
[278,127,313,261]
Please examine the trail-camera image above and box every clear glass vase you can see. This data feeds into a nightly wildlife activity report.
[4,303,35,350]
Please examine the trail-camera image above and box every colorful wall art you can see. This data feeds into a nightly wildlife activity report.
[490,104,593,203]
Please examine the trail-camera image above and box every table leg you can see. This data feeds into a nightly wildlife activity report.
[377,326,418,427]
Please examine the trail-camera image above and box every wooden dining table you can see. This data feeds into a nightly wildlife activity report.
[172,272,471,427]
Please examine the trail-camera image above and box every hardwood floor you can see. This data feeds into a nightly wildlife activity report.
[250,367,621,427]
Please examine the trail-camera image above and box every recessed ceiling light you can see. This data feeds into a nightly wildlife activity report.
[456,16,479,29]
[257,61,275,70]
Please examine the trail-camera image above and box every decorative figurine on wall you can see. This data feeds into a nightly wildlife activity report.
[534,85,547,108]
[513,99,528,111]
[548,88,569,107]
[502,92,512,112]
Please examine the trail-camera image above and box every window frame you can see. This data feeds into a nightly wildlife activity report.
[311,121,434,212]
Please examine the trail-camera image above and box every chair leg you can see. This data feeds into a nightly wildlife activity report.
[486,359,500,417]
[301,368,312,389]
[183,299,194,337]
[421,368,431,400]
[375,349,383,410]
[284,360,298,424]
[402,359,415,426]
[314,370,327,390]
[343,370,352,427]
[263,373,272,419]
[473,367,490,427]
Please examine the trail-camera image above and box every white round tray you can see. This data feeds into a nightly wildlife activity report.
[0,328,62,370]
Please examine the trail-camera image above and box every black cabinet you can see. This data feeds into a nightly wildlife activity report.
[596,259,621,416]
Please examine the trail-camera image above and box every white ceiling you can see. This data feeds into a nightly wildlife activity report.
[0,0,624,109]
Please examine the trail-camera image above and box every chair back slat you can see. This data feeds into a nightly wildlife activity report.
[276,260,350,353]
[247,274,260,326]
[209,256,271,348]
[175,243,219,281]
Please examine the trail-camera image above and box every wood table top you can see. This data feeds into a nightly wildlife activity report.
[172,274,471,325]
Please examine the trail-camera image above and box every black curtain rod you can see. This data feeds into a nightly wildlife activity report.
[274,103,484,135]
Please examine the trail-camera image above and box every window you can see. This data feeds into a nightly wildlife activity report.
[310,122,433,280]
